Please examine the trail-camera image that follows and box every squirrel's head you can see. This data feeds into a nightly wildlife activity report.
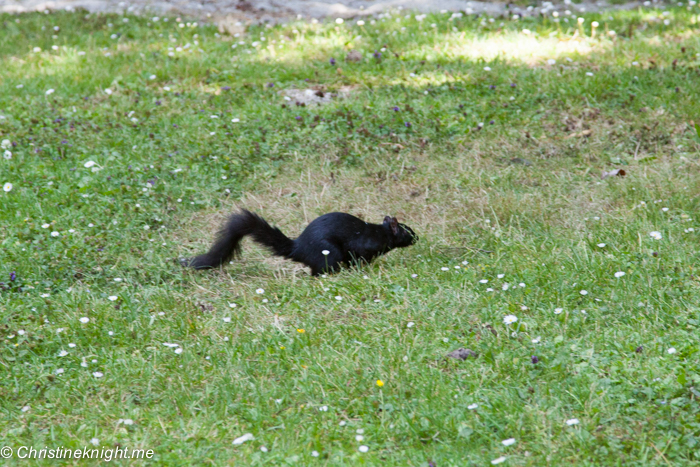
[383,216,418,248]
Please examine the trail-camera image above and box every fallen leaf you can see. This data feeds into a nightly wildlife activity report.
[447,348,477,360]
[601,169,626,179]
[509,157,532,166]
[566,129,593,139]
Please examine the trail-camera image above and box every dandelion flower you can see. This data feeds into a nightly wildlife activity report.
[503,315,518,325]
[614,271,625,278]
[297,328,305,333]
[376,379,384,387]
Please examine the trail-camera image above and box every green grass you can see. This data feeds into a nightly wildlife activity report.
[2,5,700,465]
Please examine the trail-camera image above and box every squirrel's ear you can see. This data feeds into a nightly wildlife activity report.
[383,216,399,235]
[389,217,399,235]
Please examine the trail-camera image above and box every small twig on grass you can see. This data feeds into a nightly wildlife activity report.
[633,139,642,160]
[649,443,673,467]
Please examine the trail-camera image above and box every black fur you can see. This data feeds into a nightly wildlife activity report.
[185,210,418,276]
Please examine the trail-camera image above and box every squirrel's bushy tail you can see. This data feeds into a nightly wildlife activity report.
[187,210,294,269]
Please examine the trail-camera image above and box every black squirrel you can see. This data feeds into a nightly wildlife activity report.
[185,210,418,276]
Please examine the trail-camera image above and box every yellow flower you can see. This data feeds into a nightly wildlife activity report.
[376,379,384,387]
[297,329,305,333]
[279,346,285,350]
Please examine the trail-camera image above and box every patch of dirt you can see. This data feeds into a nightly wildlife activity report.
[281,86,353,106]
[1,0,644,26]
[446,348,478,360]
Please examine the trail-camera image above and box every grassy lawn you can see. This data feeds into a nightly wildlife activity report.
[2,5,700,465]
